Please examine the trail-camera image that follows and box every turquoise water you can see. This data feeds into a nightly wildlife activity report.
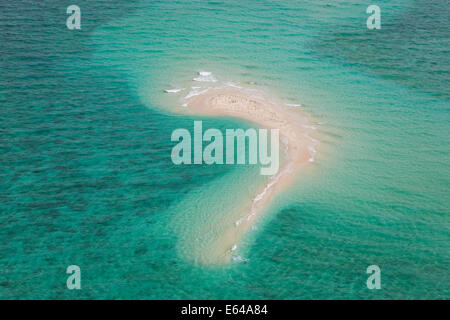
[0,0,449,299]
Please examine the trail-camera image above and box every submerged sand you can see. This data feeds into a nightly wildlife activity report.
[179,87,319,265]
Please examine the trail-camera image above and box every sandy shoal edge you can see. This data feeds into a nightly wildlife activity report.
[181,88,318,265]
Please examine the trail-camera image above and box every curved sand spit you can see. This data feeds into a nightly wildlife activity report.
[178,86,319,265]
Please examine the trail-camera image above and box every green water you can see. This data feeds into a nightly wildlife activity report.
[0,0,448,299]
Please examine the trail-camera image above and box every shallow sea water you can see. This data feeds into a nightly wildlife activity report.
[0,0,448,299]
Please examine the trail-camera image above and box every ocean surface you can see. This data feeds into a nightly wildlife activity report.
[0,0,449,299]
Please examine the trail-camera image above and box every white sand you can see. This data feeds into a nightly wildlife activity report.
[180,87,319,264]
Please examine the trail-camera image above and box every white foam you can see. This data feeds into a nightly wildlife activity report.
[247,163,294,222]
[193,71,217,82]
[231,244,237,251]
[164,88,184,93]
[307,145,317,162]
[184,88,210,99]
[232,255,249,263]
[286,103,302,107]
[308,145,317,153]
